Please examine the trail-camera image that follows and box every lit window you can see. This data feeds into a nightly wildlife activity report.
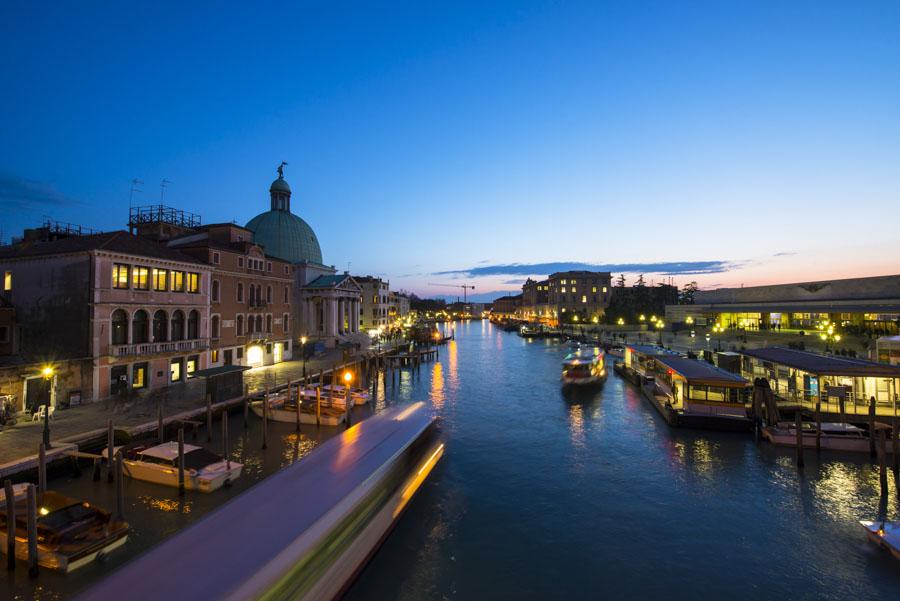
[132,266,149,290]
[186,272,200,294]
[186,355,198,375]
[3,271,11,291]
[561,287,566,293]
[171,271,185,292]
[561,308,566,313]
[170,358,183,382]
[132,363,148,389]
[561,279,567,285]
[152,268,168,291]
[582,296,587,303]
[112,264,129,289]
[602,286,608,293]
[211,349,219,363]
[572,287,576,293]
[592,286,597,293]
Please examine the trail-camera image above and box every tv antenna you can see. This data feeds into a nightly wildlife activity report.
[129,178,144,207]
[160,179,172,203]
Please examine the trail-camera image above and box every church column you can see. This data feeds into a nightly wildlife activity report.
[327,297,338,338]
[338,298,345,335]
[353,300,360,333]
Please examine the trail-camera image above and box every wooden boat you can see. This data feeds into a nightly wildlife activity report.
[860,520,900,560]
[762,422,893,454]
[561,350,607,386]
[105,442,242,492]
[321,385,370,406]
[0,484,129,572]
[250,395,345,427]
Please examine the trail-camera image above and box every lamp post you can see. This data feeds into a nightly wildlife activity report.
[300,336,308,378]
[41,366,53,449]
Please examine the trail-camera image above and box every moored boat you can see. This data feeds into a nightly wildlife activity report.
[106,442,242,492]
[763,422,892,454]
[561,350,607,386]
[0,484,129,572]
[860,520,900,560]
[321,384,370,405]
[250,395,346,426]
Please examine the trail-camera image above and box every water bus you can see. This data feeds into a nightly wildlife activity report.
[561,350,607,386]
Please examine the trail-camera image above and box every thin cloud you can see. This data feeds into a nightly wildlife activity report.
[434,260,737,278]
[0,173,81,211]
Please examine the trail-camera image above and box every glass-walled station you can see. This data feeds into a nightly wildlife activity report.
[740,347,900,416]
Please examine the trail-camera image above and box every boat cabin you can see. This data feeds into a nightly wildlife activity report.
[623,345,680,380]
[739,347,900,417]
[651,356,750,418]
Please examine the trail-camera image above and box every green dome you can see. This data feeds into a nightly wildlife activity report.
[246,210,323,265]
[270,177,291,193]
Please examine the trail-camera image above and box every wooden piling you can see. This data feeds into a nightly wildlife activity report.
[107,419,115,482]
[38,443,46,495]
[26,483,38,577]
[294,385,301,432]
[869,397,877,457]
[262,388,268,450]
[795,410,804,468]
[893,419,899,475]
[93,457,101,481]
[345,386,352,428]
[815,401,821,453]
[878,428,888,494]
[177,428,185,495]
[158,402,164,444]
[243,384,249,428]
[4,479,15,570]
[316,386,321,427]
[115,451,125,521]
[222,411,230,472]
[206,393,213,443]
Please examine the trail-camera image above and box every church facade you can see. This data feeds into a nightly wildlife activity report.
[246,165,365,348]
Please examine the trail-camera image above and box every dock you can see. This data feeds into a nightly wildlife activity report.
[76,402,442,601]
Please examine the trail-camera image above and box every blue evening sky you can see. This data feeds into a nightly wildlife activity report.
[2,1,899,299]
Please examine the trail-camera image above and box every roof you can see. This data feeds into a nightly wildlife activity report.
[626,344,680,357]
[654,356,749,386]
[245,209,322,265]
[140,441,202,461]
[306,274,355,289]
[741,347,900,377]
[0,231,205,265]
[190,365,251,378]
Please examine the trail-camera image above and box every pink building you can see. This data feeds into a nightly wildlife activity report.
[0,230,211,410]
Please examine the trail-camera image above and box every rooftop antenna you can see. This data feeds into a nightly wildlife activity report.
[160,178,172,203]
[129,178,144,208]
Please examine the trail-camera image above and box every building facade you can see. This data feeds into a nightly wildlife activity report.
[357,276,391,332]
[168,223,294,368]
[547,271,612,325]
[0,231,211,409]
[519,278,551,323]
[490,294,522,321]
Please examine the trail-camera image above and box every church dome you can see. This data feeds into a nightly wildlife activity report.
[246,164,323,265]
[246,210,323,265]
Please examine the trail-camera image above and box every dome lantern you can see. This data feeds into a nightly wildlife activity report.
[270,161,291,212]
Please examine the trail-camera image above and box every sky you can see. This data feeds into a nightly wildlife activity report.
[2,1,899,301]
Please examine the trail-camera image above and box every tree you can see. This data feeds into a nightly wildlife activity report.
[616,273,626,287]
[679,281,699,304]
[635,274,645,287]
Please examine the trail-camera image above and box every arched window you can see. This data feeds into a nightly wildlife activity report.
[188,310,199,339]
[237,282,244,303]
[283,313,289,334]
[256,315,263,333]
[212,279,220,303]
[256,285,262,305]
[236,315,244,336]
[152,310,168,342]
[171,310,185,341]
[111,309,128,345]
[211,315,220,339]
[266,314,272,333]
[132,310,149,343]
[266,285,272,304]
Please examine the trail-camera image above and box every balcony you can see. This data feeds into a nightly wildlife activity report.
[248,300,268,311]
[112,338,209,358]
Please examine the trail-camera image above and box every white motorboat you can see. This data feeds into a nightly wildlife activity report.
[0,484,129,572]
[106,442,242,492]
[322,384,370,406]
[860,520,900,560]
[762,422,891,454]
[561,350,607,386]
[250,394,345,427]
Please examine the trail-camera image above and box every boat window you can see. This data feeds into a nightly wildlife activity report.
[138,453,175,467]
[707,387,725,402]
[183,448,224,470]
[688,385,707,400]
[37,502,96,531]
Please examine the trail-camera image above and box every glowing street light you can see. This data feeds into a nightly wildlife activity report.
[617,317,625,326]
[300,336,308,378]
[41,365,54,448]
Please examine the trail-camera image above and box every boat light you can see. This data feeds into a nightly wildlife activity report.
[39,507,49,516]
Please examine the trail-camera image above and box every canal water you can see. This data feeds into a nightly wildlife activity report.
[5,319,900,599]
[346,320,900,600]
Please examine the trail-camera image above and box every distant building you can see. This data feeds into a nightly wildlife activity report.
[666,274,900,335]
[547,271,613,324]
[388,291,411,323]
[491,294,522,320]
[519,278,551,323]
[356,276,391,332]
[168,223,294,368]
[0,230,211,409]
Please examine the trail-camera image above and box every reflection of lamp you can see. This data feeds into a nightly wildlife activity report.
[42,366,54,448]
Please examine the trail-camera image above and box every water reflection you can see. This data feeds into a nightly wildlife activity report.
[138,495,192,514]
[430,362,445,410]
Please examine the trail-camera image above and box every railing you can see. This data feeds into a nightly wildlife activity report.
[112,338,209,357]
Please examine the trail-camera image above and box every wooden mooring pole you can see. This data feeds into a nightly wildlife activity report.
[158,402,164,444]
[316,386,321,427]
[243,384,249,428]
[869,397,877,458]
[38,443,47,495]
[294,384,301,432]
[795,410,804,468]
[115,451,125,521]
[26,483,38,577]
[262,388,269,450]
[878,428,888,495]
[107,419,115,482]
[4,479,15,570]
[815,401,822,453]
[177,427,185,495]
[893,419,899,475]
[222,410,231,472]
[206,393,213,442]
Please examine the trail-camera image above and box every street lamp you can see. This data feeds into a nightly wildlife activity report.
[41,366,54,449]
[300,336,308,378]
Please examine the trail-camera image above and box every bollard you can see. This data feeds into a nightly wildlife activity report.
[107,419,115,482]
[869,397,877,457]
[815,402,821,453]
[222,411,231,473]
[4,479,15,570]
[115,451,125,521]
[878,428,888,494]
[26,483,38,577]
[206,393,213,443]
[316,386,321,427]
[262,389,269,450]
[38,443,46,496]
[178,428,185,495]
[795,410,804,468]
[158,402,164,444]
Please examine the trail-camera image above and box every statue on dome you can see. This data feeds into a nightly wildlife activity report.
[277,160,288,179]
